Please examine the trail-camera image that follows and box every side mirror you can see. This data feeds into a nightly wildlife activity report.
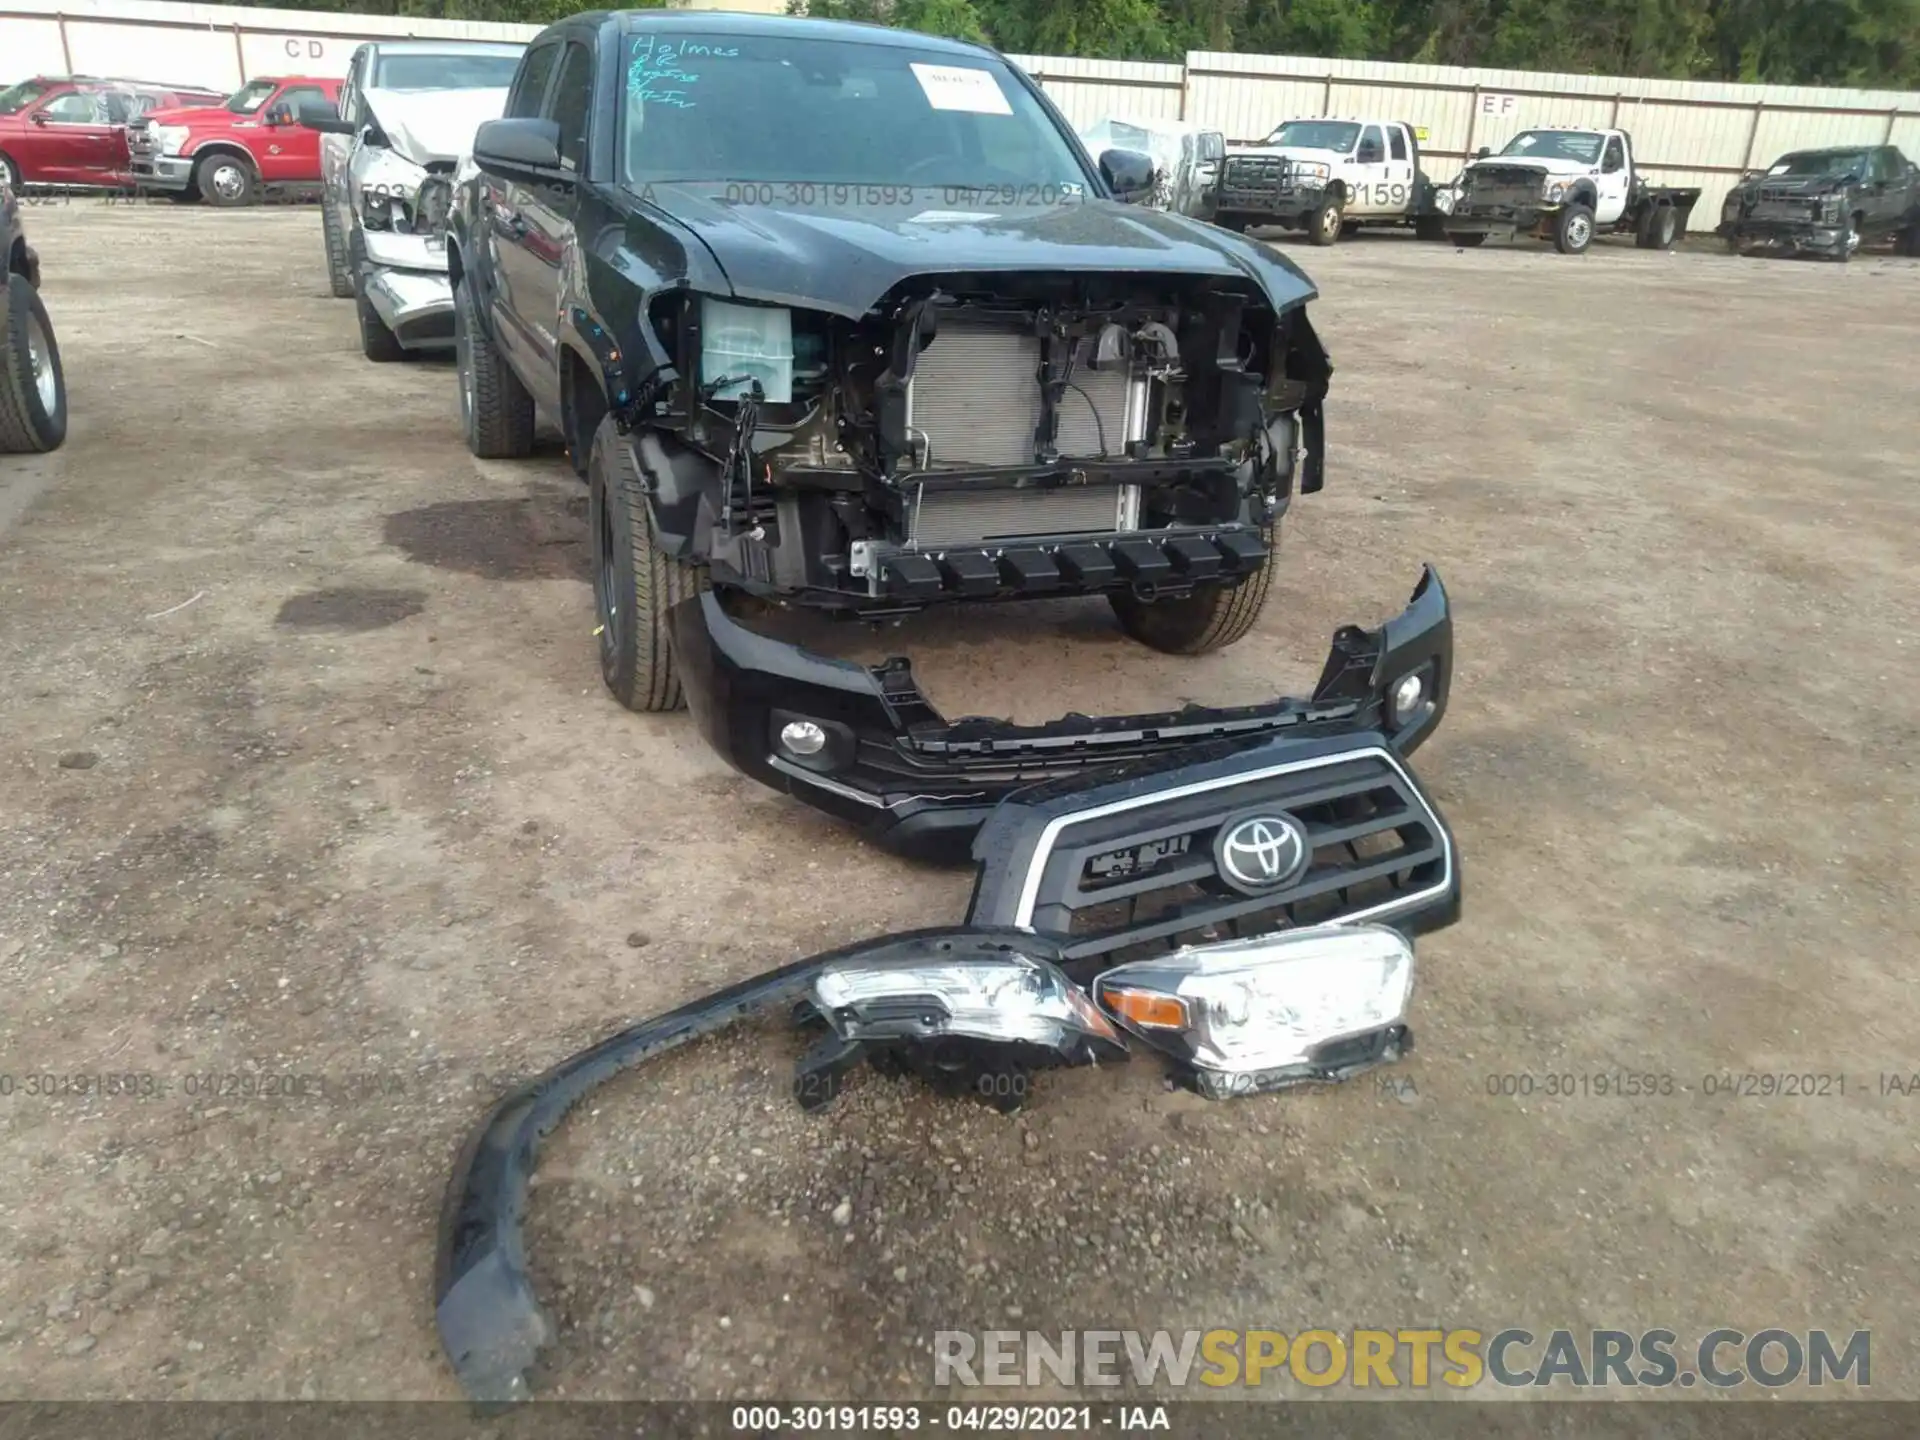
[299,101,353,134]
[1475,145,1490,159]
[30,111,49,127]
[474,117,563,175]
[1098,147,1156,203]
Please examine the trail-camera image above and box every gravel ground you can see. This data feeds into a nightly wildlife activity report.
[0,202,1916,1404]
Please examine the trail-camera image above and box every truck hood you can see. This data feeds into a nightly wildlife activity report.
[1227,144,1346,165]
[1467,155,1595,180]
[363,87,509,167]
[631,186,1318,317]
[140,104,240,128]
[1732,172,1853,196]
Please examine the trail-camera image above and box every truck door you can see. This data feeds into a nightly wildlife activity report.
[28,87,118,184]
[1865,148,1908,235]
[1385,123,1415,215]
[258,83,333,184]
[1193,131,1222,220]
[509,37,593,418]
[487,39,562,381]
[324,50,367,229]
[1348,123,1388,215]
[1596,134,1630,224]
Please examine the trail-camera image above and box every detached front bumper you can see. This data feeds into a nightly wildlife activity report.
[360,230,454,350]
[1444,207,1547,238]
[670,566,1452,863]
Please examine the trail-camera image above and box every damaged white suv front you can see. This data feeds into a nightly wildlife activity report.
[300,40,522,361]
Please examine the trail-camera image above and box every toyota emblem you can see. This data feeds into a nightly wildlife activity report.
[1213,812,1311,894]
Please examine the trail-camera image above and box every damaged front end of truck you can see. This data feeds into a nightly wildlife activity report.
[435,566,1460,1402]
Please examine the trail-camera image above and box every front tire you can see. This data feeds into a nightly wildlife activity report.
[321,202,354,298]
[0,153,19,193]
[453,272,534,459]
[589,415,709,712]
[1307,195,1344,246]
[1553,203,1594,254]
[355,283,406,363]
[1109,530,1276,656]
[194,152,256,208]
[0,274,67,454]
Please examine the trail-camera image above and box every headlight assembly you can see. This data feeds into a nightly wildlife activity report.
[149,125,189,156]
[1095,924,1415,1098]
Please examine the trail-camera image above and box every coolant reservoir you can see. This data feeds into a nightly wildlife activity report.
[700,299,793,404]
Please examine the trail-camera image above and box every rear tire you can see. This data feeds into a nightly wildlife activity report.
[1448,231,1487,248]
[589,414,709,713]
[0,274,67,454]
[1636,204,1678,250]
[194,152,256,208]
[1110,530,1276,656]
[1552,203,1595,254]
[453,272,535,459]
[321,202,354,298]
[0,153,19,193]
[1307,195,1344,246]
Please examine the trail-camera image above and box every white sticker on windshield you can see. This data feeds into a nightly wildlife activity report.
[910,63,1012,116]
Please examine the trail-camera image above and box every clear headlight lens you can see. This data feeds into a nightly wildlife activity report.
[1434,187,1456,214]
[1095,924,1414,1096]
[813,948,1120,1051]
[150,125,190,156]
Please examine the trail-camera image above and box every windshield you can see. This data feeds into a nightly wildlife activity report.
[0,80,53,116]
[1263,120,1359,152]
[1768,150,1867,178]
[372,53,523,90]
[225,79,278,114]
[620,33,1089,194]
[1499,130,1605,163]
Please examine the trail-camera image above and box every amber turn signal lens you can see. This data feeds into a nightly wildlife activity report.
[1103,987,1190,1031]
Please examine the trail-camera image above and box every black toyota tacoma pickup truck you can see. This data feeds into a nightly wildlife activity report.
[449,10,1453,857]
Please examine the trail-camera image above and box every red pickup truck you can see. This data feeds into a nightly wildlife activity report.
[124,76,343,205]
[0,75,224,191]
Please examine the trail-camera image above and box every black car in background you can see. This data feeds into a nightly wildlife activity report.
[1718,145,1920,260]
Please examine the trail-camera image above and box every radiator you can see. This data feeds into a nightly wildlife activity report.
[906,327,1139,468]
[905,484,1132,548]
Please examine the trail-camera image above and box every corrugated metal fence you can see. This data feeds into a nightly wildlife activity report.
[1016,52,1920,228]
[3,0,1915,230]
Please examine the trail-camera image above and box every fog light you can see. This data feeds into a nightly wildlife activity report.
[1093,924,1414,1097]
[1390,672,1427,726]
[779,720,828,756]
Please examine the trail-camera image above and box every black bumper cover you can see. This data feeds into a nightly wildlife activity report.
[670,566,1452,862]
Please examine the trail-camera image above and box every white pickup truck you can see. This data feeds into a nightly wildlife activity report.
[1440,127,1701,253]
[1215,117,1447,244]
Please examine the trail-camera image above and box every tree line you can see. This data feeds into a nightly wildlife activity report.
[214,0,1920,90]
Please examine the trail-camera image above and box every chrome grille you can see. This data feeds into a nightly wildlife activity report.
[906,327,1138,468]
[1018,747,1451,964]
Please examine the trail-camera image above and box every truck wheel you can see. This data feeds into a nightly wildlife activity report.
[355,284,406,364]
[1636,204,1678,250]
[1307,196,1344,246]
[1901,224,1920,258]
[1831,215,1862,263]
[0,153,18,193]
[1448,231,1486,248]
[453,272,534,459]
[0,274,67,454]
[1110,530,1276,656]
[1552,203,1594,254]
[589,414,709,713]
[321,202,354,299]
[194,152,256,208]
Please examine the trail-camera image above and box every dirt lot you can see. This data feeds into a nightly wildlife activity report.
[1,202,1916,1405]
